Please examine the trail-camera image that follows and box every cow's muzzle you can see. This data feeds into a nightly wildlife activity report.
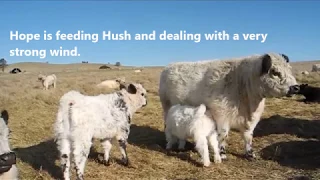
[286,85,300,97]
[142,100,148,107]
[0,152,16,174]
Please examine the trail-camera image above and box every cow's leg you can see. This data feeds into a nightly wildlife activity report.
[242,117,261,159]
[178,139,186,150]
[215,119,229,160]
[242,125,257,159]
[243,99,265,160]
[208,108,229,159]
[160,97,171,127]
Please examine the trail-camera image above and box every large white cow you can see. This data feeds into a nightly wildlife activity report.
[158,53,299,160]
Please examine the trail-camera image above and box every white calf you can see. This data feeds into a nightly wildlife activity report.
[54,83,147,180]
[165,104,221,167]
[96,77,126,89]
[38,74,57,90]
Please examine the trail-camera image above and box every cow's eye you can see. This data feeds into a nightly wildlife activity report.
[271,69,281,77]
[141,93,144,96]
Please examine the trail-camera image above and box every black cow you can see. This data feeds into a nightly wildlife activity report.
[9,68,21,74]
[295,84,320,103]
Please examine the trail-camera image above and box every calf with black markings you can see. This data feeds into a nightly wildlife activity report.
[54,83,147,180]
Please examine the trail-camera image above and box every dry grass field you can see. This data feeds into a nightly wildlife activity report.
[0,60,320,180]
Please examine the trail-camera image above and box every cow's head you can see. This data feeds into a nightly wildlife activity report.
[38,74,46,81]
[294,83,309,95]
[259,53,299,98]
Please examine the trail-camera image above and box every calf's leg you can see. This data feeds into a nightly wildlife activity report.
[194,134,211,167]
[117,138,129,166]
[207,132,222,163]
[72,137,92,180]
[100,138,112,165]
[58,138,71,180]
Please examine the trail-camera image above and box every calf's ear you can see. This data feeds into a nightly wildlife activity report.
[261,54,272,75]
[119,83,127,90]
[1,110,9,125]
[127,84,137,94]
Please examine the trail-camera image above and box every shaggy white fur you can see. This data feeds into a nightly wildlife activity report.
[165,104,221,167]
[159,52,299,160]
[0,110,18,180]
[54,83,147,180]
[38,74,57,90]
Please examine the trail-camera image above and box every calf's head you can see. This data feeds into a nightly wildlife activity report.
[37,74,46,81]
[115,77,126,84]
[295,83,309,95]
[259,53,299,98]
[121,83,148,108]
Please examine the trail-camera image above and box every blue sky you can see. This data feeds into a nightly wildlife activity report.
[0,1,319,66]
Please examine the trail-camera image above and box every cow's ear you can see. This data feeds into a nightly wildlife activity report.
[281,53,289,63]
[261,54,272,75]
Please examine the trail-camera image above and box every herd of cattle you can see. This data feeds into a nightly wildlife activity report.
[0,52,320,180]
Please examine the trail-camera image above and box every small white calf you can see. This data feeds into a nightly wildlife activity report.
[38,74,57,90]
[134,70,141,73]
[0,110,18,180]
[96,77,125,89]
[54,83,147,180]
[165,104,221,167]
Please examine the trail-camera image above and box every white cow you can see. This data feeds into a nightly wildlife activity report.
[159,53,299,160]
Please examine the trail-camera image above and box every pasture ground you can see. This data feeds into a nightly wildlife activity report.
[0,61,320,180]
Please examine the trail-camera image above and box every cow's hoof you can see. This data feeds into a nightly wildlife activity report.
[102,160,110,166]
[245,151,256,160]
[122,158,129,166]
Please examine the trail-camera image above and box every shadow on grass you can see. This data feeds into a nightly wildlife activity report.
[260,140,320,170]
[88,144,130,167]
[13,138,130,180]
[128,124,204,167]
[255,114,320,170]
[13,139,62,180]
[254,114,320,140]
